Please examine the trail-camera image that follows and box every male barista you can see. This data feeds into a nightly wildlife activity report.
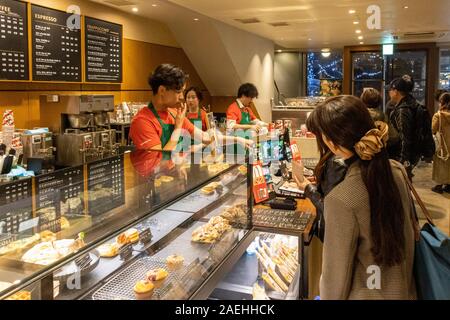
[130,64,252,154]
[226,83,268,135]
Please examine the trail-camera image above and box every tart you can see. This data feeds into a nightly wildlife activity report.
[97,243,120,258]
[116,233,128,246]
[159,176,174,183]
[133,280,154,300]
[146,268,168,282]
[6,291,31,300]
[201,186,215,195]
[238,165,247,175]
[166,254,185,271]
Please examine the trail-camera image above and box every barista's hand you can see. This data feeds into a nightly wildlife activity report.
[175,103,187,128]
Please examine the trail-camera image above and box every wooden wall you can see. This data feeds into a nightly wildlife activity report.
[0,39,209,130]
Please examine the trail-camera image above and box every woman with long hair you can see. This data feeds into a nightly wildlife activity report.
[294,95,416,300]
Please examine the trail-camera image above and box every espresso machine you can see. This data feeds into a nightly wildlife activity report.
[20,131,55,163]
[40,95,119,167]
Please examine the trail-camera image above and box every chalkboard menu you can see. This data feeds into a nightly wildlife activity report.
[87,155,125,216]
[31,4,81,82]
[85,17,122,83]
[35,166,84,232]
[0,0,28,81]
[0,179,33,235]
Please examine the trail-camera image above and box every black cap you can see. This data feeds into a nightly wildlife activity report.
[388,75,415,93]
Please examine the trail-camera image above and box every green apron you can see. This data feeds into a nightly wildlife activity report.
[188,110,202,145]
[233,104,252,155]
[148,103,182,160]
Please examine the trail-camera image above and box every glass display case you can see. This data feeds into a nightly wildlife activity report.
[0,147,316,300]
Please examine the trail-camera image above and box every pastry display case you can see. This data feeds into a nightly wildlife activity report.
[0,148,316,300]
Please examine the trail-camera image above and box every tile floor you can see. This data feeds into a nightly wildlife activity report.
[412,161,450,236]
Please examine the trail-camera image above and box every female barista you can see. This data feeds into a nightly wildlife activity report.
[130,64,252,155]
[185,87,208,131]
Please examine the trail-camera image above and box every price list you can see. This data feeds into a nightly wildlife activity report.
[87,155,125,216]
[0,0,28,80]
[0,179,32,234]
[31,4,81,82]
[85,17,122,83]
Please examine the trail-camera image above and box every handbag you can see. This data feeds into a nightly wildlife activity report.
[401,169,450,300]
[434,112,449,161]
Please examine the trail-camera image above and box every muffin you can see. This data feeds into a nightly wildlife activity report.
[146,268,168,289]
[166,254,185,271]
[133,280,154,300]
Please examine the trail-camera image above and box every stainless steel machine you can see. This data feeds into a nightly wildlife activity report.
[39,95,120,167]
[20,131,55,163]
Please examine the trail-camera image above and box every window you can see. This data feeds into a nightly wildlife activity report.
[352,52,384,98]
[440,49,450,90]
[307,52,343,96]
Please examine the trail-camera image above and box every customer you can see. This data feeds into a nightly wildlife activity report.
[360,88,386,122]
[431,92,450,193]
[387,75,421,179]
[293,95,416,300]
[434,89,448,112]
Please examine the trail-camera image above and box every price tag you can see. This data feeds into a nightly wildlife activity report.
[139,228,152,245]
[119,243,133,260]
[75,254,92,269]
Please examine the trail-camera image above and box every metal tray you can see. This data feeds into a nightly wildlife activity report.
[54,250,100,283]
[91,257,187,300]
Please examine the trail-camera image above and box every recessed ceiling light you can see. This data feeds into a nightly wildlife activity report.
[353,21,359,25]
[152,4,158,7]
[355,30,361,34]
[194,18,199,21]
[360,42,364,44]
[403,6,409,9]
[349,9,356,14]
[276,50,283,53]
[308,38,312,41]
[358,36,364,40]
[132,7,138,12]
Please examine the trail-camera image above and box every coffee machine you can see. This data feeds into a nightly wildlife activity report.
[40,95,119,167]
[20,131,55,163]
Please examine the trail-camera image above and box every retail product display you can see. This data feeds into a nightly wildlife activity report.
[201,182,222,195]
[166,254,185,271]
[253,208,312,231]
[252,283,270,300]
[0,234,41,256]
[208,163,230,173]
[191,216,231,244]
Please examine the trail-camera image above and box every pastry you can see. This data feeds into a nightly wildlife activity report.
[146,268,168,282]
[133,280,154,300]
[238,165,247,175]
[22,238,83,266]
[159,176,174,183]
[116,233,128,246]
[262,272,283,293]
[97,243,120,258]
[191,216,231,243]
[252,283,270,300]
[201,185,215,195]
[40,230,57,242]
[6,291,31,300]
[166,254,184,271]
[125,228,139,244]
[154,179,162,187]
[60,217,70,230]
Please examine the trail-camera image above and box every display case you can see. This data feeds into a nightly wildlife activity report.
[0,148,316,300]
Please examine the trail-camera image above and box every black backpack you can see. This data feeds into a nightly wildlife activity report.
[414,102,435,159]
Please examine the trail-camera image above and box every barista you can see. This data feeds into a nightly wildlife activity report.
[185,87,208,132]
[130,64,252,154]
[226,83,268,134]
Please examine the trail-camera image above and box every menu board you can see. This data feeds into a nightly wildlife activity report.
[87,155,125,216]
[35,166,84,232]
[0,179,33,235]
[84,17,122,83]
[0,0,28,81]
[31,4,81,82]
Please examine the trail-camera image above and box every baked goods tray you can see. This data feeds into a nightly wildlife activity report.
[202,196,248,224]
[91,257,188,300]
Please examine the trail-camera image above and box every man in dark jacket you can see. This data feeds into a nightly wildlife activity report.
[388,75,420,179]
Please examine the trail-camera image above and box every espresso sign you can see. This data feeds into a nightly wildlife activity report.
[31,4,81,82]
